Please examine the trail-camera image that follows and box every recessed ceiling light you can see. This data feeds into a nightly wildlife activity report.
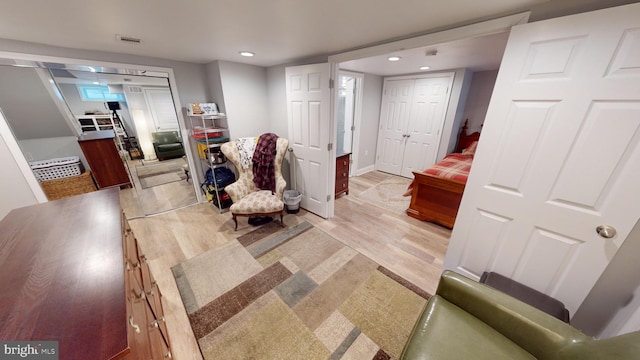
[239,51,255,57]
[420,66,431,70]
[387,56,401,62]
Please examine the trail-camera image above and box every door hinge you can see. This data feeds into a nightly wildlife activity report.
[328,143,333,151]
[327,195,332,202]
[329,79,334,89]
[351,125,356,131]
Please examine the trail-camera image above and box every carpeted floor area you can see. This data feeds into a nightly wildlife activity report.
[357,177,412,214]
[171,217,429,360]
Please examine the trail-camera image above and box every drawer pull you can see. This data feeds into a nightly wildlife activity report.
[137,291,146,300]
[165,352,172,359]
[343,161,347,165]
[148,289,155,296]
[152,320,159,328]
[342,184,346,188]
[135,262,141,269]
[141,254,148,262]
[129,316,141,334]
[342,172,347,177]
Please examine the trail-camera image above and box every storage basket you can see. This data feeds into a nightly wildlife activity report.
[29,156,84,181]
[39,171,97,201]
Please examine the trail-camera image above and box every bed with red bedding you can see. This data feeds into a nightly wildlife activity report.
[405,120,479,229]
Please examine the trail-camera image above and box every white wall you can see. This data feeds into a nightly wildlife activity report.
[572,218,640,337]
[460,70,498,133]
[356,73,382,174]
[19,136,87,167]
[267,65,288,138]
[442,68,473,158]
[0,120,39,219]
[218,61,270,139]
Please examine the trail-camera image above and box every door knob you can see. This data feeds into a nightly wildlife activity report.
[596,225,616,239]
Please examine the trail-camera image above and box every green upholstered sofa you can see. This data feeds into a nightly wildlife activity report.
[401,270,640,359]
[152,131,185,161]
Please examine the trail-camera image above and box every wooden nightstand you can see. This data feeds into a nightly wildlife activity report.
[335,153,351,198]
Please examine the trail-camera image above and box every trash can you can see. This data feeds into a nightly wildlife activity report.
[283,190,302,214]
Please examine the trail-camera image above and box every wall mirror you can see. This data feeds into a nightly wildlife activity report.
[0,55,198,218]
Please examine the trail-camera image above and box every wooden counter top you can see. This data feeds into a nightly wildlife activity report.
[0,188,128,359]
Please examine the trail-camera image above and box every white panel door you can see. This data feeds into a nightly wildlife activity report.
[444,3,640,316]
[401,75,452,178]
[286,63,331,218]
[376,79,413,175]
[144,88,179,131]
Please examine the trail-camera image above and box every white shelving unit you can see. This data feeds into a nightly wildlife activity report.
[187,114,233,212]
[76,114,127,154]
[76,114,125,136]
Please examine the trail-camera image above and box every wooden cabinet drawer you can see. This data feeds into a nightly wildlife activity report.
[145,299,172,359]
[335,154,350,197]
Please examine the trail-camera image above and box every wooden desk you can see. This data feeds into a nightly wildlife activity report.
[0,189,171,359]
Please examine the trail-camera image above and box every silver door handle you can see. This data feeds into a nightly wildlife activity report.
[596,225,616,239]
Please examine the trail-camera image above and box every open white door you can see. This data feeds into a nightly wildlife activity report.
[286,63,332,218]
[444,3,640,317]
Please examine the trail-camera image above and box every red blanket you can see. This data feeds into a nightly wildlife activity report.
[403,153,473,196]
[424,153,473,182]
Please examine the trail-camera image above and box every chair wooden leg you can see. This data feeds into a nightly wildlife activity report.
[279,212,284,227]
[233,214,238,230]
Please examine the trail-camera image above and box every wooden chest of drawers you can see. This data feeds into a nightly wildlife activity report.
[0,189,171,359]
[335,153,351,198]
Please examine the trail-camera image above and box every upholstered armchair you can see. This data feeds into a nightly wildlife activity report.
[152,131,185,161]
[401,271,640,359]
[220,137,288,230]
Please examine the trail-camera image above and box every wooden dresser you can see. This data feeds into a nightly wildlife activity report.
[78,130,132,189]
[0,189,171,359]
[335,153,351,198]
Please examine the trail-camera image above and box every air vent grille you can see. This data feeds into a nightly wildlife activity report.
[128,86,143,93]
[116,34,142,44]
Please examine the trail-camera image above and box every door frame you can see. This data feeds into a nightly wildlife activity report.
[327,12,530,216]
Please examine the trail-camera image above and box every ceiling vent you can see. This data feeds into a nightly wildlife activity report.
[128,86,143,93]
[116,34,142,45]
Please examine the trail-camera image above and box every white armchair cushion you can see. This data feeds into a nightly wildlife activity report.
[229,190,285,214]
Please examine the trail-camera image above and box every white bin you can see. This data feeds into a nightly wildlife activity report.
[283,190,302,213]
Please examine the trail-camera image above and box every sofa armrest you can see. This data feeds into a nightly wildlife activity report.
[436,271,590,358]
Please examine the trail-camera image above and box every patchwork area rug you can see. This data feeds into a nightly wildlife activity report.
[172,218,429,360]
[136,158,187,189]
[358,177,412,215]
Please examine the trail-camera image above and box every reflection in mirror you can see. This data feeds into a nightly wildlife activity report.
[0,61,197,218]
[336,73,356,157]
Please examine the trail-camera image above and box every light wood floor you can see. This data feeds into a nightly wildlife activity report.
[121,170,451,360]
[121,157,198,218]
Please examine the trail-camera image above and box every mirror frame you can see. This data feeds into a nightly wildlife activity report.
[0,50,203,204]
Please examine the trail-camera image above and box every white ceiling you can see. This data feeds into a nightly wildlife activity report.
[0,0,548,72]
